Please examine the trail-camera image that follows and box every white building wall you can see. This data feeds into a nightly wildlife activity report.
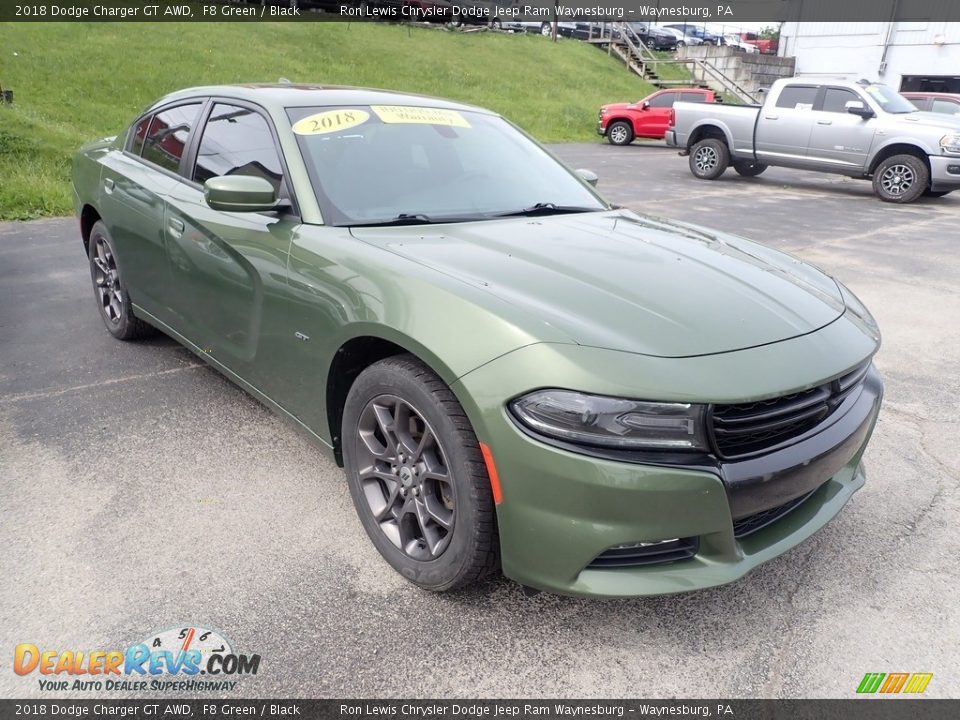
[780,21,960,89]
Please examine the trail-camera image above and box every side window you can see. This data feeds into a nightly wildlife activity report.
[648,92,678,108]
[906,97,929,111]
[193,103,285,195]
[681,92,707,103]
[142,103,202,173]
[776,86,818,110]
[129,115,152,156]
[932,99,960,115]
[821,88,862,113]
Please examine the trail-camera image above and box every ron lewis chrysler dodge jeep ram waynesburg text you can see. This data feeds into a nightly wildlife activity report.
[72,85,883,597]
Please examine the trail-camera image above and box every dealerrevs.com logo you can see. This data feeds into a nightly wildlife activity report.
[13,626,261,692]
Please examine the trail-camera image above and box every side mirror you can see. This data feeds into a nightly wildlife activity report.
[641,101,651,110]
[576,168,599,187]
[204,176,279,212]
[846,100,875,119]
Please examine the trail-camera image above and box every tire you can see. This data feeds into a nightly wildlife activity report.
[342,354,500,592]
[491,18,501,30]
[872,154,929,203]
[923,189,952,198]
[677,40,685,48]
[689,138,730,180]
[87,220,155,341]
[733,160,768,177]
[540,22,551,37]
[607,120,634,146]
[646,38,656,49]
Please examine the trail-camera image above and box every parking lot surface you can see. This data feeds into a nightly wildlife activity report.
[2,144,958,698]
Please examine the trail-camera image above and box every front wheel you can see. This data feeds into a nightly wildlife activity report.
[87,221,155,341]
[540,22,552,37]
[607,120,634,146]
[342,355,500,592]
[733,160,768,177]
[689,138,730,180]
[872,154,929,203]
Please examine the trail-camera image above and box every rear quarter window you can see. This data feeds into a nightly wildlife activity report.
[129,115,152,156]
[142,103,202,174]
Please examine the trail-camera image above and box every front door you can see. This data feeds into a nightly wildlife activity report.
[163,101,300,395]
[635,91,678,138]
[807,86,877,171]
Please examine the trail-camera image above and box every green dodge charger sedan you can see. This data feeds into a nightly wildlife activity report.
[72,85,883,597]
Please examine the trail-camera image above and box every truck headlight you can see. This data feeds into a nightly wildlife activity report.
[940,134,960,155]
[510,390,708,451]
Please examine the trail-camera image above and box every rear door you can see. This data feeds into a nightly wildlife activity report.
[97,102,203,322]
[635,91,678,138]
[807,86,877,171]
[163,100,301,392]
[754,84,819,165]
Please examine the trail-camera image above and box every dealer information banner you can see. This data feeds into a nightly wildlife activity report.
[2,0,960,23]
[0,700,958,719]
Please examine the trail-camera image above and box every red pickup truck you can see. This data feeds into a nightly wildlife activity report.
[598,88,716,145]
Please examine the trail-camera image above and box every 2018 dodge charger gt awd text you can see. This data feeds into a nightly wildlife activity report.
[72,85,883,597]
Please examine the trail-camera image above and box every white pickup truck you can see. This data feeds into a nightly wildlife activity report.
[665,77,960,203]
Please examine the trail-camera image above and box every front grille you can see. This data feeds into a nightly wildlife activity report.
[733,490,816,538]
[709,362,870,459]
[586,537,699,569]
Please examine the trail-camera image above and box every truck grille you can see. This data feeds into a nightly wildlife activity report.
[709,363,871,459]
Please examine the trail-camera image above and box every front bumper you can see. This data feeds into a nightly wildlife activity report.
[453,327,881,597]
[929,154,960,191]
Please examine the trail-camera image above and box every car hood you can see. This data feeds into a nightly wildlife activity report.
[602,102,635,112]
[350,211,845,358]
[891,111,960,132]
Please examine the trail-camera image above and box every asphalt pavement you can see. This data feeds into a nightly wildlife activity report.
[2,143,958,699]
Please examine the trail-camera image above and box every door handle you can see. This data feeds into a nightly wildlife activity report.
[764,115,779,120]
[103,178,115,194]
[817,119,833,125]
[167,218,185,238]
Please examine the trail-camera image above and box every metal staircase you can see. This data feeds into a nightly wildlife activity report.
[589,23,759,105]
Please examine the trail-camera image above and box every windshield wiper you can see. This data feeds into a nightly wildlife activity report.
[493,203,600,218]
[348,212,479,227]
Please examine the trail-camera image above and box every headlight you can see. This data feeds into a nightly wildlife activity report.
[941,134,960,155]
[509,390,708,451]
[837,281,881,341]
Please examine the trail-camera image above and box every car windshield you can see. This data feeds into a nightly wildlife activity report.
[863,83,917,114]
[287,105,608,226]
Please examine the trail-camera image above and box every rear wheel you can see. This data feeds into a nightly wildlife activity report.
[342,355,499,592]
[872,154,928,203]
[689,138,729,180]
[540,23,552,37]
[607,120,634,146]
[733,160,768,177]
[87,221,155,341]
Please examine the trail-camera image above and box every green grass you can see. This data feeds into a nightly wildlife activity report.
[0,21,659,220]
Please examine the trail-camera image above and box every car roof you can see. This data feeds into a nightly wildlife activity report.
[149,84,496,115]
[902,91,960,99]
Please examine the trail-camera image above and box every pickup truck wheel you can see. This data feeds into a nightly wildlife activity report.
[733,160,767,177]
[607,121,634,146]
[689,138,729,180]
[873,154,929,203]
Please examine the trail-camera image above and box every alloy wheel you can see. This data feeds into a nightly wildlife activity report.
[610,125,629,144]
[355,395,455,561]
[694,145,719,173]
[92,236,123,325]
[880,164,915,196]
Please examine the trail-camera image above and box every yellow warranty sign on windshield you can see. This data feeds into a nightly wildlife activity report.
[292,109,370,136]
[371,105,471,128]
